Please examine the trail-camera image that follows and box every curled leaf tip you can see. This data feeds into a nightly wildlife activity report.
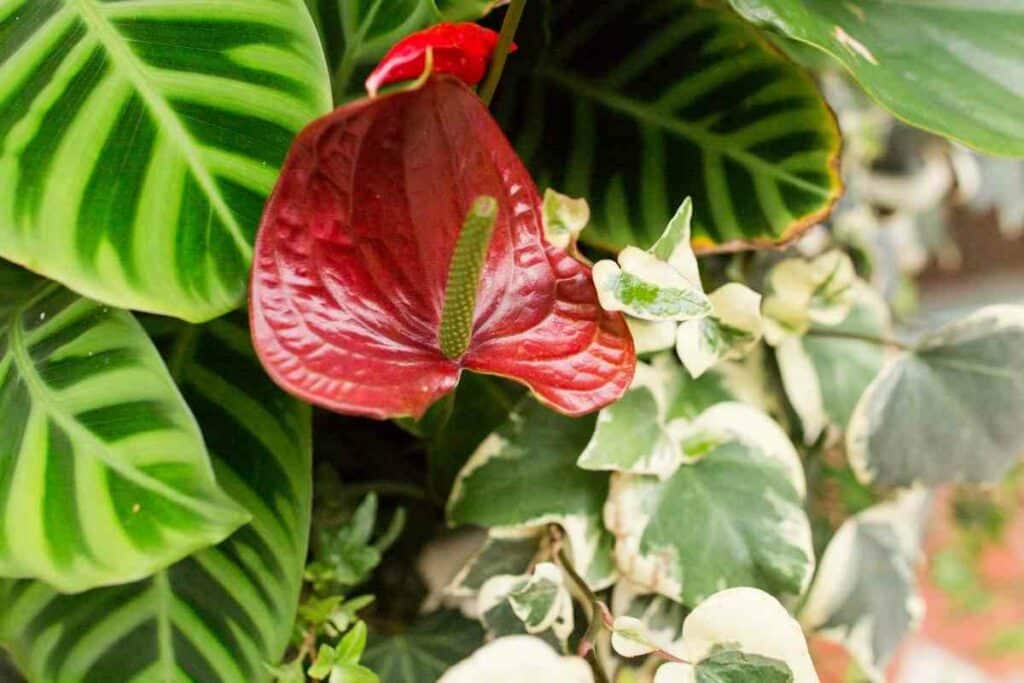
[365,22,515,96]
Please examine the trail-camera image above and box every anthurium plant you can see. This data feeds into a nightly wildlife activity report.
[0,1,1022,681]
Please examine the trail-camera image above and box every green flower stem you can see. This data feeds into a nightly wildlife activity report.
[439,196,499,359]
[479,0,527,106]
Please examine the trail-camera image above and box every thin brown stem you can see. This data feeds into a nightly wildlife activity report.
[479,0,526,105]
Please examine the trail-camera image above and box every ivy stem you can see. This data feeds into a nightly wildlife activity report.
[555,543,613,683]
[804,328,912,351]
[479,0,526,106]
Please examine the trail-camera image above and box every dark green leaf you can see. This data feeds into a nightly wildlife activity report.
[362,610,484,683]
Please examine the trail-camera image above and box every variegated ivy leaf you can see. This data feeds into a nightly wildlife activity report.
[478,562,574,648]
[593,199,710,322]
[611,616,666,658]
[848,305,1024,486]
[776,284,891,444]
[363,610,484,683]
[447,398,617,588]
[578,360,689,478]
[762,251,856,345]
[676,283,764,378]
[800,491,929,682]
[446,528,545,601]
[438,635,593,683]
[542,189,590,252]
[655,588,817,683]
[605,405,812,606]
[612,580,687,652]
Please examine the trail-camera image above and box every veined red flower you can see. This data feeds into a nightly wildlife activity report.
[250,23,635,420]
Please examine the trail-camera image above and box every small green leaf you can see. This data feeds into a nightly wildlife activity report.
[800,492,929,680]
[606,413,812,605]
[478,563,574,647]
[594,247,710,321]
[693,650,794,683]
[0,265,247,591]
[336,621,369,663]
[362,610,485,683]
[676,283,763,378]
[763,251,857,345]
[729,0,1024,156]
[542,189,590,251]
[848,305,1024,485]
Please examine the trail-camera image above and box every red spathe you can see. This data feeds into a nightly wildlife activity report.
[250,76,635,419]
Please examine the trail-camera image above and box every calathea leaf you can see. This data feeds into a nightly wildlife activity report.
[676,283,764,379]
[728,0,1024,157]
[0,317,313,682]
[447,398,617,588]
[250,73,635,420]
[495,0,841,252]
[362,610,485,683]
[848,305,1024,486]
[800,491,929,681]
[0,0,331,322]
[653,588,817,683]
[775,283,890,444]
[0,264,246,592]
[606,404,813,606]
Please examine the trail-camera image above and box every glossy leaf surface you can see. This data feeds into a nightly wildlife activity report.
[1,317,313,682]
[251,76,635,420]
[495,0,841,252]
[0,0,332,321]
[0,265,246,592]
[365,22,506,95]
[729,0,1024,156]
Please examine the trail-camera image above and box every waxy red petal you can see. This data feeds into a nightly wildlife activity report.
[251,76,635,419]
[364,22,513,95]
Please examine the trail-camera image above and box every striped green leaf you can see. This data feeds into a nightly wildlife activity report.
[0,0,331,322]
[1,316,313,683]
[495,0,841,252]
[313,0,500,99]
[0,264,247,593]
[729,0,1024,157]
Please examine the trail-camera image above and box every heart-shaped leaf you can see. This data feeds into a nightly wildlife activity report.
[0,317,313,682]
[251,75,635,420]
[729,0,1024,156]
[495,0,841,252]
[0,265,246,592]
[800,492,929,680]
[362,610,485,683]
[0,0,332,322]
[848,305,1024,486]
[606,405,813,606]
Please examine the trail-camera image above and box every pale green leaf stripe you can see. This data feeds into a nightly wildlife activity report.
[0,0,332,322]
[1,317,313,683]
[0,270,248,593]
[496,0,841,252]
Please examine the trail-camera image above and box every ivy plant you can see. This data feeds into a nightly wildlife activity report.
[2,0,1024,681]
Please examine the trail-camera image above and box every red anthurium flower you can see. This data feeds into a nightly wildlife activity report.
[250,27,635,420]
[365,22,514,96]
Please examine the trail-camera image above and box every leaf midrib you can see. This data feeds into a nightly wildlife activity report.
[8,300,238,522]
[540,67,832,198]
[67,0,252,259]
